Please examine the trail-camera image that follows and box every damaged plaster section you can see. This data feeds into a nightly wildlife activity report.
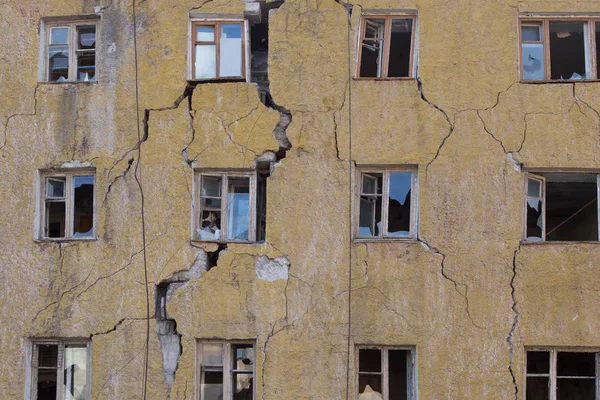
[255,255,289,282]
[155,249,217,394]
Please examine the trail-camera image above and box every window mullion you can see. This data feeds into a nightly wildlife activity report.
[382,17,392,78]
[544,19,551,81]
[597,174,600,241]
[382,172,390,236]
[550,350,557,400]
[216,22,221,79]
[541,176,546,240]
[57,344,64,399]
[224,343,231,400]
[70,25,76,82]
[67,175,73,238]
[593,21,598,80]
[382,348,389,400]
[222,175,228,240]
[249,174,257,241]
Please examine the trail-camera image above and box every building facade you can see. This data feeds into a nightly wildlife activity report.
[2,0,600,399]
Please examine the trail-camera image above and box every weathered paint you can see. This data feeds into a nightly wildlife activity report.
[2,0,600,399]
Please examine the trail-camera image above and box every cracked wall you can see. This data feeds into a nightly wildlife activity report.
[2,0,600,399]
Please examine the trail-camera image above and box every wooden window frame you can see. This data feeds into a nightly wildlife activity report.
[355,345,416,400]
[525,348,600,399]
[44,20,98,83]
[38,170,96,241]
[355,167,418,241]
[191,20,246,81]
[356,14,417,80]
[519,17,600,82]
[522,172,600,243]
[29,339,91,400]
[193,170,259,243]
[196,340,255,400]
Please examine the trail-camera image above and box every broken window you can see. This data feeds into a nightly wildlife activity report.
[197,341,254,400]
[30,340,90,400]
[524,172,599,242]
[43,20,97,82]
[191,21,245,80]
[526,349,599,399]
[358,15,416,79]
[357,346,415,400]
[194,170,267,242]
[40,171,95,240]
[357,168,417,239]
[520,18,600,81]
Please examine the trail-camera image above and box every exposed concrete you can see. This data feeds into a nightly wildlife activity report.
[255,256,289,282]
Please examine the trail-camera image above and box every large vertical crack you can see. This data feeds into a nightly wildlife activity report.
[257,88,292,160]
[507,247,521,399]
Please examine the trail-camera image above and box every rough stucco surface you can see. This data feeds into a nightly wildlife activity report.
[2,0,600,399]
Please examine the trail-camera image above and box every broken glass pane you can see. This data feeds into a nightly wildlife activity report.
[522,25,541,42]
[528,179,541,197]
[522,43,544,80]
[557,379,595,400]
[64,345,87,400]
[77,26,95,49]
[196,26,215,42]
[549,21,586,80]
[359,349,381,372]
[388,172,412,236]
[199,210,221,240]
[359,196,380,236]
[73,176,94,237]
[37,368,58,400]
[545,180,597,241]
[526,377,549,400]
[364,19,385,39]
[360,40,383,77]
[202,344,223,366]
[362,173,382,194]
[202,176,221,197]
[233,345,254,370]
[49,46,69,82]
[46,201,66,238]
[227,177,250,240]
[50,27,68,44]
[201,371,223,400]
[527,351,550,374]
[47,178,66,198]
[195,44,217,79]
[232,372,253,400]
[389,350,409,400]
[220,24,243,77]
[388,18,413,77]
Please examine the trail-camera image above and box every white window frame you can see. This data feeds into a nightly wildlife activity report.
[193,170,260,242]
[525,348,600,399]
[196,340,255,400]
[522,171,600,242]
[40,19,99,83]
[27,339,92,400]
[355,167,418,240]
[519,16,600,82]
[37,169,96,241]
[187,14,251,82]
[355,345,417,400]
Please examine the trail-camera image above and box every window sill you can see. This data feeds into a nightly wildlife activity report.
[191,239,263,245]
[35,237,97,243]
[354,237,416,243]
[353,77,416,81]
[521,240,600,245]
[187,78,246,85]
[39,81,98,85]
[520,79,600,84]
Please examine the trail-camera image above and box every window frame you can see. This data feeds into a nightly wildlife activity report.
[356,14,417,80]
[27,339,92,400]
[355,345,417,400]
[525,347,600,399]
[190,19,247,82]
[42,19,99,83]
[193,169,260,243]
[37,169,96,241]
[355,166,418,241]
[519,17,600,82]
[196,340,255,400]
[522,171,600,243]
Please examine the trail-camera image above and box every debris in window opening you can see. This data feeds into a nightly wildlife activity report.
[549,21,586,80]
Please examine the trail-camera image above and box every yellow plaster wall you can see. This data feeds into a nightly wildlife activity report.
[2,0,600,399]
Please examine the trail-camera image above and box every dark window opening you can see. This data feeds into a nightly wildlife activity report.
[387,19,413,77]
[250,22,268,84]
[358,347,413,400]
[549,21,586,80]
[389,349,410,400]
[155,283,169,321]
[256,169,268,242]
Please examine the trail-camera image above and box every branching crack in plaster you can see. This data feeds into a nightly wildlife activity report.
[417,77,455,171]
[103,157,135,205]
[261,323,288,400]
[507,247,521,399]
[417,237,483,329]
[1,84,39,152]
